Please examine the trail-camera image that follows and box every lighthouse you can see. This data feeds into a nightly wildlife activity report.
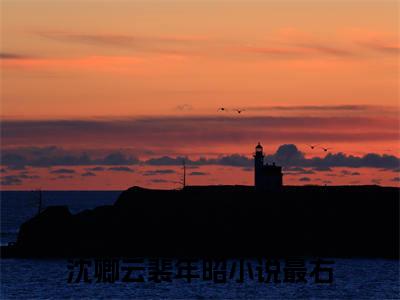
[253,143,283,191]
[254,142,265,188]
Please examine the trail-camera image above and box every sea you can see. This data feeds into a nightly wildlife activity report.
[1,191,399,299]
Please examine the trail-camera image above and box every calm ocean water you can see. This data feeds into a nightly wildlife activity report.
[1,191,399,299]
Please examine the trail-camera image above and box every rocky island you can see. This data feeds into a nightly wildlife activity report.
[2,185,399,259]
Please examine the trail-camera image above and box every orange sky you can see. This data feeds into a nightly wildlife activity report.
[2,0,399,117]
[1,0,399,189]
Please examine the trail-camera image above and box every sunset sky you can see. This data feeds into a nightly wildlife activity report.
[1,0,399,190]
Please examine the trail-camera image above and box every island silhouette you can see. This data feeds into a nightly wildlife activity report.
[1,143,399,259]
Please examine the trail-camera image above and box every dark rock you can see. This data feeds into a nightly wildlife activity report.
[4,185,399,259]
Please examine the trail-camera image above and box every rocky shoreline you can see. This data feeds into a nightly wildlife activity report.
[2,185,399,259]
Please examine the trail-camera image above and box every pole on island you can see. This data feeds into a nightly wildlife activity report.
[182,159,186,189]
[36,189,43,215]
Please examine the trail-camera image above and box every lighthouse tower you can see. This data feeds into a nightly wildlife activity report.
[254,142,264,188]
[253,142,283,191]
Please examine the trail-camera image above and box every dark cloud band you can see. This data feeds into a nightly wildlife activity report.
[1,144,398,170]
[2,114,397,149]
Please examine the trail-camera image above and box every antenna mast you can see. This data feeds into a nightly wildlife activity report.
[182,159,186,189]
[37,189,42,215]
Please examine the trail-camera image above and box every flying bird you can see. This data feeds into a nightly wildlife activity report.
[307,144,319,150]
[321,147,333,152]
[218,107,227,112]
[235,109,245,114]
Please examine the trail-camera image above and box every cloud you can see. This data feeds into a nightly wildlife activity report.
[248,105,374,111]
[186,165,199,169]
[348,29,399,55]
[299,177,311,182]
[284,167,306,172]
[189,171,209,176]
[214,144,399,170]
[2,55,151,73]
[245,28,398,59]
[1,144,399,170]
[1,176,23,186]
[0,147,138,169]
[243,43,352,58]
[313,166,332,172]
[243,46,303,56]
[81,172,96,177]
[295,43,353,57]
[308,151,399,170]
[0,172,39,186]
[146,156,187,166]
[1,154,28,170]
[284,170,315,176]
[37,31,205,54]
[0,168,7,173]
[0,53,31,60]
[85,166,106,172]
[216,154,253,167]
[108,166,134,172]
[269,144,304,166]
[55,175,74,179]
[150,179,169,183]
[341,170,361,176]
[358,40,400,54]
[16,173,40,179]
[145,155,252,167]
[142,169,176,176]
[38,32,138,47]
[284,167,315,175]
[50,168,76,174]
[3,114,397,152]
[102,153,139,165]
[381,167,400,173]
[391,177,400,182]
[175,104,193,111]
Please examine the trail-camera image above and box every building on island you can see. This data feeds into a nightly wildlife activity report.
[254,142,283,190]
